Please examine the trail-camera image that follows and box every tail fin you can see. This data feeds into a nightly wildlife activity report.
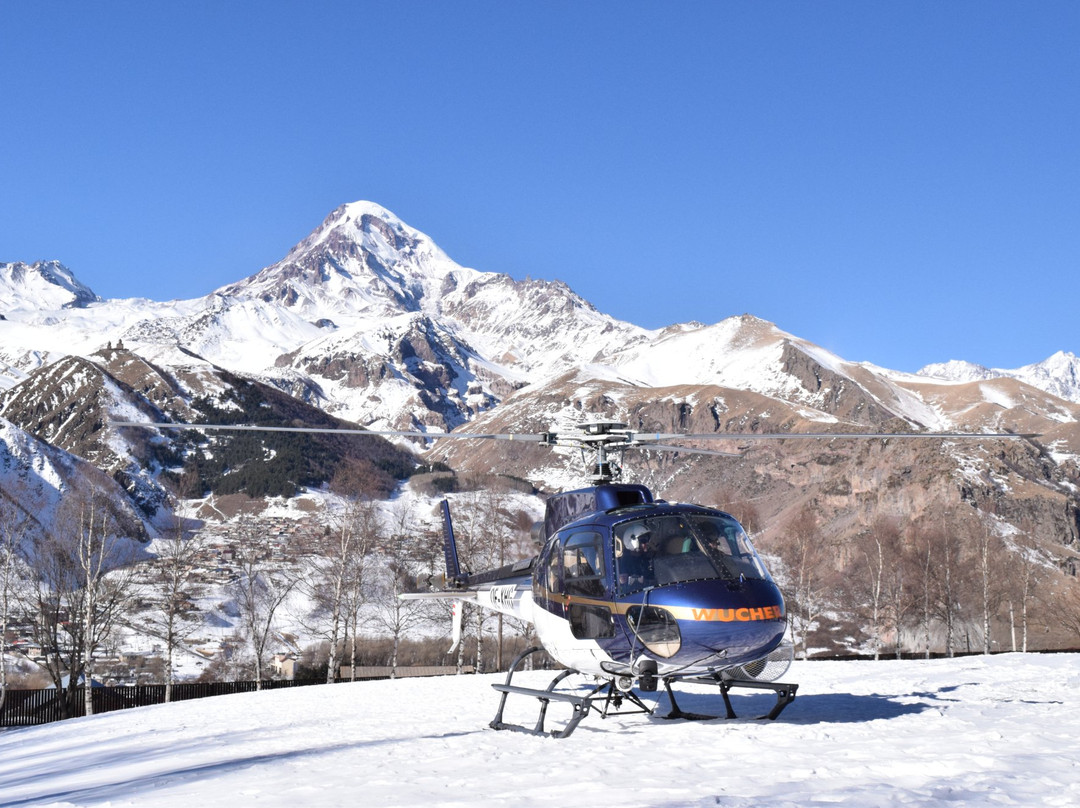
[441,499,465,587]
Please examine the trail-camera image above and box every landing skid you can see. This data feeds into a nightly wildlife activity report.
[489,646,653,738]
[663,674,798,721]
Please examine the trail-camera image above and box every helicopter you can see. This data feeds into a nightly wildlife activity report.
[117,416,1037,737]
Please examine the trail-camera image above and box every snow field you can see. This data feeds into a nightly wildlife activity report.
[1,653,1078,807]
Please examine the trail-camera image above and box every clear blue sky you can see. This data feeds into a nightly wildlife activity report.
[2,2,1077,373]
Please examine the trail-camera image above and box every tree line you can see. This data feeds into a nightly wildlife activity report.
[763,502,1079,659]
[0,481,540,720]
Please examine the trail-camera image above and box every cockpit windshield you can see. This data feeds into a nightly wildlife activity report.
[614,513,770,595]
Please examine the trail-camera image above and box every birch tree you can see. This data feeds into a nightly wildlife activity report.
[369,500,429,678]
[369,542,428,677]
[340,499,382,681]
[301,499,376,683]
[850,528,883,660]
[469,489,519,670]
[21,489,136,716]
[841,519,911,658]
[231,516,297,688]
[71,493,137,716]
[975,520,1008,655]
[0,500,29,713]
[883,525,914,658]
[442,493,490,672]
[1008,530,1045,652]
[907,527,936,659]
[925,514,975,658]
[145,512,205,701]
[776,505,835,659]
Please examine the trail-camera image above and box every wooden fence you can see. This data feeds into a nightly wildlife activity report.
[0,667,470,727]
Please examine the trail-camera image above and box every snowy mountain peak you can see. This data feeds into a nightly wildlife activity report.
[1027,350,1078,374]
[219,201,478,322]
[297,201,451,264]
[1015,351,1080,403]
[0,260,100,312]
[917,359,996,383]
[919,352,1080,403]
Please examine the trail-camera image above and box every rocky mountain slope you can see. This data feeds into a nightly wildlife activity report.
[0,415,146,541]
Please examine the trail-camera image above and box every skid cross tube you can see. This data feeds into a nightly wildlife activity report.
[663,675,799,721]
[593,681,653,720]
[490,647,594,738]
[489,647,656,738]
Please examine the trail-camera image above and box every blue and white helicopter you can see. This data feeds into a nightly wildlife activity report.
[394,419,1034,737]
[391,420,796,737]
[118,416,1034,737]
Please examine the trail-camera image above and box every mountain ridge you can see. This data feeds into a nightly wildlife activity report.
[4,205,1075,406]
[919,351,1080,403]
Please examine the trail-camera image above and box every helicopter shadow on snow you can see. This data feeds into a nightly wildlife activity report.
[647,686,947,725]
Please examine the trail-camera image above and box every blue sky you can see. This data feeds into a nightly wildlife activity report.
[2,2,1077,373]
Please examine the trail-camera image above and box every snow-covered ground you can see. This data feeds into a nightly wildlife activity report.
[2,653,1078,807]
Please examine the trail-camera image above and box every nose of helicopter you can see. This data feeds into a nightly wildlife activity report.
[641,578,788,668]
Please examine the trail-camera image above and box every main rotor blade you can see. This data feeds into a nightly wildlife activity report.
[113,421,371,436]
[361,429,546,442]
[111,421,547,441]
[629,430,1040,442]
[629,442,743,458]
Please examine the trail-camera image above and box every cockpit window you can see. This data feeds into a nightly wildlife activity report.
[614,513,769,594]
[686,514,770,581]
[562,530,606,596]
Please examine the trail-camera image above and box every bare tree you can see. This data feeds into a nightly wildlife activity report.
[20,531,82,717]
[340,499,383,681]
[775,505,836,659]
[1007,530,1046,652]
[144,511,205,701]
[468,489,524,670]
[72,493,138,716]
[1056,573,1080,646]
[0,500,31,712]
[369,500,431,678]
[301,499,377,683]
[924,513,976,657]
[974,519,1010,655]
[20,488,137,716]
[848,519,903,660]
[882,524,914,658]
[368,544,429,677]
[906,526,936,659]
[230,516,297,688]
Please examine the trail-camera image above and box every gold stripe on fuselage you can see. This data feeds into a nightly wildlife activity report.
[541,587,784,622]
